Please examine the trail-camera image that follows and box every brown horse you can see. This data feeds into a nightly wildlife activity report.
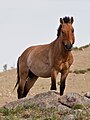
[14,16,75,99]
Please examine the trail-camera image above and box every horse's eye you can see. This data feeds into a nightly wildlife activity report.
[72,29,74,33]
[62,31,64,34]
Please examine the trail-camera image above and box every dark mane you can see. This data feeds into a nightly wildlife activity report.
[57,16,70,38]
[63,16,70,23]
[57,25,62,38]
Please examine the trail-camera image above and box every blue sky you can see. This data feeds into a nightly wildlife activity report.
[0,0,90,71]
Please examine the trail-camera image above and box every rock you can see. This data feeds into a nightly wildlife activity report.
[58,104,71,114]
[64,114,75,120]
[32,91,61,109]
[84,92,90,99]
[58,92,90,108]
[1,91,90,119]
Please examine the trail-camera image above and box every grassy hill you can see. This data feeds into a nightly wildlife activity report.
[0,44,90,107]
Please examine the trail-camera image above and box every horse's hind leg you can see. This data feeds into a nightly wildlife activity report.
[17,78,27,99]
[23,70,38,97]
[17,72,28,99]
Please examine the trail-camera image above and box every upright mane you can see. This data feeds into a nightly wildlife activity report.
[57,16,71,38]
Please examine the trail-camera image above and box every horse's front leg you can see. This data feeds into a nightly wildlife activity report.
[50,68,58,90]
[60,69,69,95]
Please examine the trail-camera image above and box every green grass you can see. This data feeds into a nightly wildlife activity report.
[87,68,90,72]
[79,44,90,50]
[73,69,87,74]
[73,46,79,50]
[0,101,90,120]
[69,68,90,74]
[73,104,84,110]
[73,43,90,51]
[0,103,61,120]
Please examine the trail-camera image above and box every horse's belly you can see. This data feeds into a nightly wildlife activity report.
[28,55,51,77]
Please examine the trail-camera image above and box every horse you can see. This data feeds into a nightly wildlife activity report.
[14,16,75,99]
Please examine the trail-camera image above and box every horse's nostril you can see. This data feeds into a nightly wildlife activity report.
[65,43,72,51]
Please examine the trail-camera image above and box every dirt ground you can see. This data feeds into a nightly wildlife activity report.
[0,46,90,107]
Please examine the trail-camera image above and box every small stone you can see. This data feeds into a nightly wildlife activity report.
[0,93,2,97]
[84,92,90,99]
[64,114,74,120]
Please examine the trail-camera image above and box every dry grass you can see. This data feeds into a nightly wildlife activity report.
[0,44,90,108]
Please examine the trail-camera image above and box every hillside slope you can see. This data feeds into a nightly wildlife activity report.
[0,45,90,107]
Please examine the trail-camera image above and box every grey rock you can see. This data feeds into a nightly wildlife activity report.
[58,92,90,108]
[64,114,75,120]
[84,92,90,99]
[1,91,90,119]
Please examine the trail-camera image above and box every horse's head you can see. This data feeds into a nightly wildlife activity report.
[57,16,75,51]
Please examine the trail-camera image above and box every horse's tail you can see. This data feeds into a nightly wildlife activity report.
[13,57,20,91]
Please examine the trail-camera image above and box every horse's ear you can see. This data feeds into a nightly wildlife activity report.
[60,18,63,24]
[71,17,74,24]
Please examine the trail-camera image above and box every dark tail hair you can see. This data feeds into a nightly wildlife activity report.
[13,57,20,91]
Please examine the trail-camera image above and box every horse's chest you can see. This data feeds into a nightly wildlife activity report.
[55,60,70,71]
[60,62,69,71]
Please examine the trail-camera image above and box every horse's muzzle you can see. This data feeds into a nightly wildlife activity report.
[65,43,73,51]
